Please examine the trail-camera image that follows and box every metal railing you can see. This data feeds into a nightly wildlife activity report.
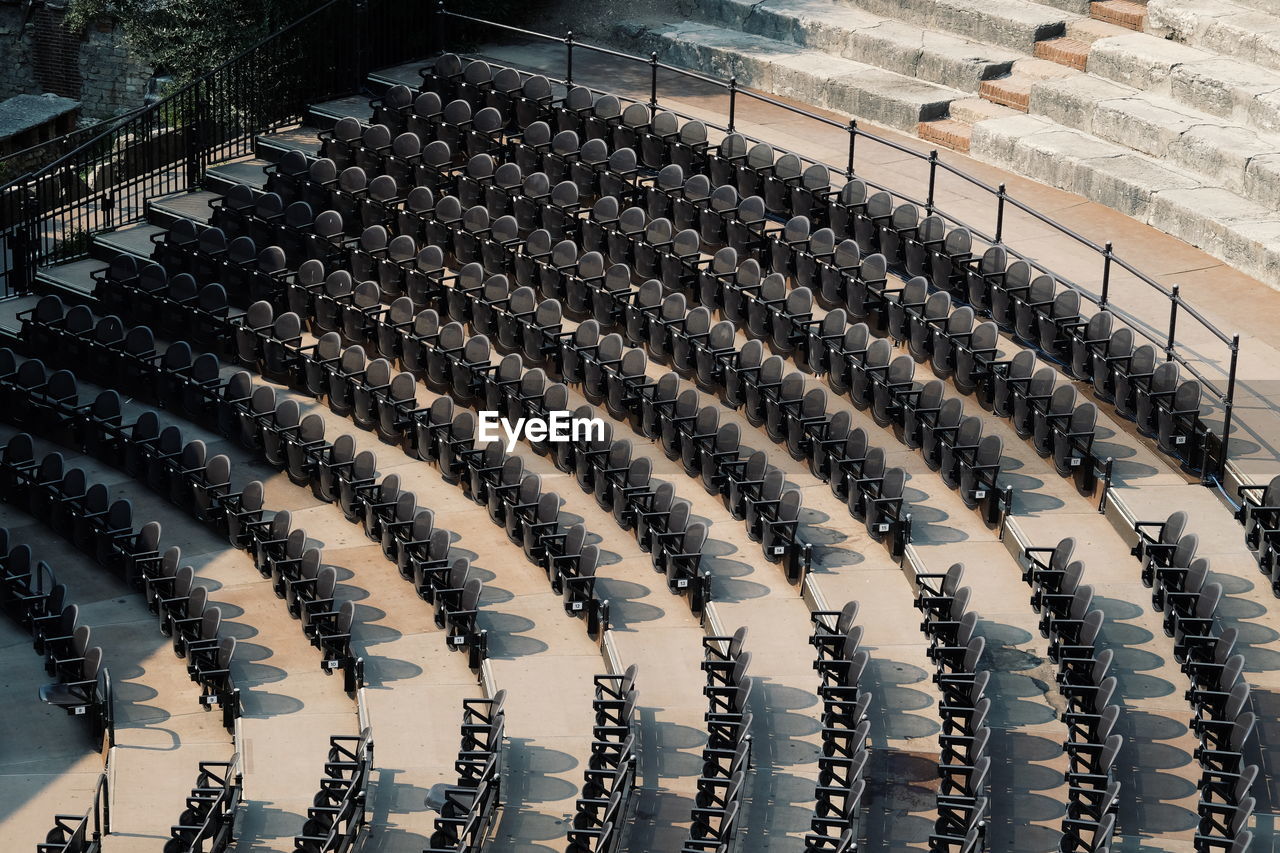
[0,0,432,297]
[435,6,1241,482]
[0,0,1241,480]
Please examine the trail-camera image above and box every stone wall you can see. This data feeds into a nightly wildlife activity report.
[0,3,151,120]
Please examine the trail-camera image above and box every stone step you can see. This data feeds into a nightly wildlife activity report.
[948,96,1022,124]
[690,0,1020,92]
[1034,35,1091,69]
[980,76,1033,110]
[840,0,1076,53]
[1028,72,1280,207]
[1147,0,1280,75]
[969,112,1280,290]
[918,117,973,151]
[1090,0,1146,30]
[1085,31,1280,136]
[612,19,962,131]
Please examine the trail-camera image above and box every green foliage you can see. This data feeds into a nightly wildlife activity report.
[66,0,320,85]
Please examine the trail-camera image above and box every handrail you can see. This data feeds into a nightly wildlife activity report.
[435,5,1241,481]
[0,0,347,195]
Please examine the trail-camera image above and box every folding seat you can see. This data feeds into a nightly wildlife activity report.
[761,488,806,578]
[725,195,768,257]
[905,290,951,365]
[1053,402,1097,486]
[259,145,309,203]
[864,467,907,545]
[1010,274,1058,347]
[693,319,736,395]
[351,356,393,432]
[849,338,891,411]
[326,345,366,419]
[768,286,813,359]
[579,196,619,259]
[938,415,982,491]
[675,406,717,478]
[958,434,1004,521]
[904,214,945,280]
[884,275,928,346]
[699,183,739,250]
[561,544,600,617]
[39,644,105,725]
[432,99,475,156]
[871,354,915,429]
[1034,384,1077,457]
[605,347,649,425]
[567,136,606,198]
[485,456,525,526]
[320,116,362,169]
[664,522,708,608]
[742,355,784,430]
[507,72,552,129]
[791,221,835,294]
[646,292,686,366]
[1115,343,1159,426]
[984,259,1030,332]
[1011,366,1054,440]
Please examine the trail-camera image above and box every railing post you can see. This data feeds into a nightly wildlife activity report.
[102,190,115,230]
[649,51,659,108]
[353,0,369,91]
[1099,241,1113,311]
[1166,284,1180,361]
[11,190,36,296]
[1219,334,1240,482]
[434,0,447,58]
[994,183,1006,244]
[186,80,205,191]
[846,119,856,177]
[727,76,737,132]
[565,30,574,85]
[926,149,938,214]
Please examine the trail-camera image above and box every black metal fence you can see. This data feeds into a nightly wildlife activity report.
[435,7,1241,481]
[0,0,1242,478]
[0,0,431,298]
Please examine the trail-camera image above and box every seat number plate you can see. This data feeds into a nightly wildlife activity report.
[204,694,218,705]
[451,636,465,645]
[772,546,786,556]
[974,490,986,500]
[73,706,86,715]
[1070,458,1081,467]
[326,660,339,669]
[676,579,689,589]
[878,523,890,532]
[571,601,584,611]
[1175,436,1186,445]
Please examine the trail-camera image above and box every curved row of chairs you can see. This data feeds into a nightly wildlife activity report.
[17,297,738,612]
[350,53,1209,478]
[566,668,639,853]
[426,693,505,853]
[1021,539,1120,853]
[0,356,363,693]
[1236,476,1280,585]
[808,604,868,853]
[165,759,241,853]
[1132,514,1257,853]
[294,730,373,853]
[916,564,989,853]
[0,523,112,746]
[692,630,752,852]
